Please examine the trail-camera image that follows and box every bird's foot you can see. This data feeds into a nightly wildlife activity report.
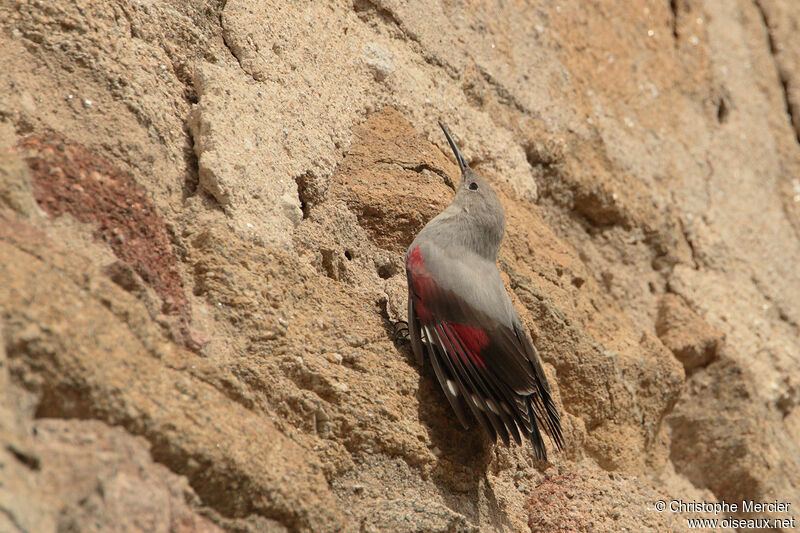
[392,320,410,342]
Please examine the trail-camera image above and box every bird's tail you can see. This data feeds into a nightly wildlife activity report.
[526,397,548,461]
[526,393,564,461]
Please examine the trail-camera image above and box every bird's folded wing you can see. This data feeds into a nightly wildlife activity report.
[415,277,541,395]
[409,278,563,452]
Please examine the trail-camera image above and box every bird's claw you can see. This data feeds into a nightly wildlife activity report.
[392,320,410,342]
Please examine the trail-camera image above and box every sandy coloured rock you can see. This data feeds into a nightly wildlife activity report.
[0,0,799,531]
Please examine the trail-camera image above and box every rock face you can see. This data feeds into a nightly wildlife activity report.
[656,293,723,373]
[0,1,799,531]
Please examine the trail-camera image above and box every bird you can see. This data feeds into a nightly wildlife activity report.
[403,122,564,460]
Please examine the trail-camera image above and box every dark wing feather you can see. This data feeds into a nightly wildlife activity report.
[439,323,522,445]
[410,295,471,429]
[406,247,563,458]
[512,322,564,450]
[424,325,496,438]
[422,326,471,429]
[408,289,562,459]
[433,324,511,445]
[421,288,542,397]
[407,297,424,366]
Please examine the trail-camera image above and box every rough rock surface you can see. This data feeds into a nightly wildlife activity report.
[0,0,799,531]
[527,471,716,533]
[655,293,723,372]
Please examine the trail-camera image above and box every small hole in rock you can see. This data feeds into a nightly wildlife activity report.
[377,263,395,279]
[344,250,353,261]
[717,97,729,123]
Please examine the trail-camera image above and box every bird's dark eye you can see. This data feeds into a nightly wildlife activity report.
[469,182,478,190]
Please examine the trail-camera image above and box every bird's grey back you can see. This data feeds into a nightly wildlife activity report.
[408,236,516,328]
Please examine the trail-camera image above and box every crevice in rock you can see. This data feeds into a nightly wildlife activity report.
[716,95,729,123]
[11,359,294,529]
[405,163,452,185]
[320,248,346,280]
[678,218,700,270]
[182,111,223,212]
[0,505,29,533]
[192,371,260,413]
[294,172,313,219]
[376,158,454,188]
[6,443,41,471]
[377,262,396,279]
[175,43,201,204]
[476,65,528,114]
[182,119,201,200]
[353,0,408,40]
[352,0,455,76]
[217,0,253,82]
[669,0,679,42]
[702,153,715,216]
[754,0,800,145]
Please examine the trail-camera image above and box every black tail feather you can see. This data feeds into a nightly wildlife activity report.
[527,398,548,461]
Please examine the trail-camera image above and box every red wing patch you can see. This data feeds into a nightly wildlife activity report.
[407,247,490,367]
[406,247,434,321]
[405,246,564,456]
[406,246,424,271]
[447,323,489,368]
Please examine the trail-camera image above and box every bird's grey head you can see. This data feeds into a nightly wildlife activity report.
[438,122,506,259]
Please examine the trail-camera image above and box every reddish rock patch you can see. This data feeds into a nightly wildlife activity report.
[16,132,191,342]
[528,473,589,531]
[527,472,697,532]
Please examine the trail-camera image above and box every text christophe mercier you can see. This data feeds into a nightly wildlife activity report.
[669,499,791,515]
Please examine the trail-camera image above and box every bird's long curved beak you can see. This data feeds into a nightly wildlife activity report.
[438,121,469,173]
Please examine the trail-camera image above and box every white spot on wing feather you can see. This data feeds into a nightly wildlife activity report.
[446,379,458,397]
